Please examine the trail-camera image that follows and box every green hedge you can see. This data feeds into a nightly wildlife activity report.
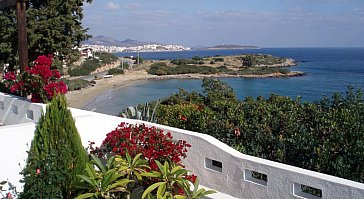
[155,79,364,183]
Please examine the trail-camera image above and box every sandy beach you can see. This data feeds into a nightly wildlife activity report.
[65,70,304,109]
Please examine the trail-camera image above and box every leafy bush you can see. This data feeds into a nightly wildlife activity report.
[96,52,118,65]
[148,64,231,76]
[91,123,191,171]
[241,54,286,67]
[170,59,197,66]
[68,58,101,76]
[237,67,290,75]
[83,123,214,199]
[192,56,202,61]
[155,79,364,183]
[213,57,224,62]
[76,153,213,199]
[63,78,93,91]
[107,68,124,75]
[69,53,118,77]
[75,154,137,199]
[0,55,67,103]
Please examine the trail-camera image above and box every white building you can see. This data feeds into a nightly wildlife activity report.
[78,47,94,58]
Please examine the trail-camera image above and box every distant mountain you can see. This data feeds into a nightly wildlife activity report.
[204,44,259,50]
[191,45,208,50]
[82,35,160,47]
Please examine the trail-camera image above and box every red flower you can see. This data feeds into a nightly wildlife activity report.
[180,115,187,121]
[90,123,195,194]
[4,71,16,81]
[98,123,191,170]
[185,174,197,183]
[2,54,66,103]
[36,168,41,175]
[10,84,19,93]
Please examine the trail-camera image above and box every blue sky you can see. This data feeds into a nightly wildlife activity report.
[83,0,364,47]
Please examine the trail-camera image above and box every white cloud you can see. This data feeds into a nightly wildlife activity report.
[106,2,120,11]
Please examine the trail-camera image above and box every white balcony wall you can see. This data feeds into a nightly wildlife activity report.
[0,93,45,125]
[0,93,363,198]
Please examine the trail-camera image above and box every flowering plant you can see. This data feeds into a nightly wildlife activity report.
[88,122,198,196]
[91,122,191,171]
[1,55,67,103]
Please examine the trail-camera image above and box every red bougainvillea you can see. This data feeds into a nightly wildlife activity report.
[88,122,197,195]
[98,122,191,170]
[1,55,67,102]
[89,122,192,170]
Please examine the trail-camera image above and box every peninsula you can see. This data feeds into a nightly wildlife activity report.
[202,44,259,50]
[66,54,304,108]
[146,54,302,77]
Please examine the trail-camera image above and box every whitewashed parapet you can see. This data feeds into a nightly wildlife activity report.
[0,92,45,125]
[1,99,363,199]
[140,121,364,199]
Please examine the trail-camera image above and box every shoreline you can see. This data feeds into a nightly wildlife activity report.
[65,70,304,109]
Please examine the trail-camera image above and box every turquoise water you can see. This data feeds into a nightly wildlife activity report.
[84,48,364,115]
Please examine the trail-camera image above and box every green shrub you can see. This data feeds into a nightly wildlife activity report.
[63,78,92,91]
[192,56,202,61]
[107,68,124,75]
[171,59,197,65]
[68,58,101,76]
[148,63,230,76]
[155,79,364,183]
[20,95,88,198]
[68,54,118,77]
[96,52,118,65]
[213,57,224,62]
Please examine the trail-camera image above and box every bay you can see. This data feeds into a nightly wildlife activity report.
[83,48,364,115]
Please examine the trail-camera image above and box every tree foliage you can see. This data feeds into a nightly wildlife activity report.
[20,95,88,198]
[0,0,92,66]
[156,79,364,183]
[0,9,18,67]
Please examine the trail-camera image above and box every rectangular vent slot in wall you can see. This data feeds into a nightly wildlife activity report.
[244,169,268,186]
[11,105,18,115]
[205,158,222,173]
[293,183,322,199]
[26,110,34,120]
[0,101,4,110]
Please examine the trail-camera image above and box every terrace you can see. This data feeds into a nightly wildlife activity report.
[0,92,363,199]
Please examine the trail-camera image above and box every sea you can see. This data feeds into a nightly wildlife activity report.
[83,48,364,116]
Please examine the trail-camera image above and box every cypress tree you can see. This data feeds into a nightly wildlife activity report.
[20,95,88,199]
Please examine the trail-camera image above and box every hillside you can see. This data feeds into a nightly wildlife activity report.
[82,35,160,47]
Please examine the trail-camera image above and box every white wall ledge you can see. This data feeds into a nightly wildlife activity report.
[0,93,363,198]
